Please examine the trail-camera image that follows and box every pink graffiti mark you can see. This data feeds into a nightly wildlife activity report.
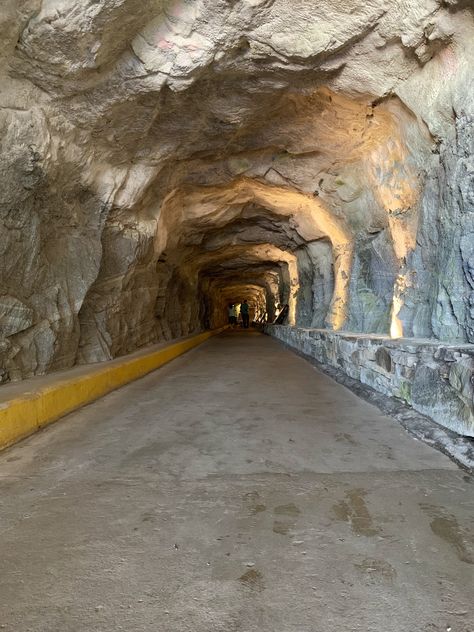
[440,46,458,76]
[168,4,186,18]
[158,38,174,50]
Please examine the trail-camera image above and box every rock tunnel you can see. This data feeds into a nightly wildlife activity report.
[1,1,474,436]
[1,2,474,629]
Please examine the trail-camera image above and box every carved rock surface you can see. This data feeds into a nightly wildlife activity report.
[0,1,473,399]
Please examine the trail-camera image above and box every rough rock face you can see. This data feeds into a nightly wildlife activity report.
[0,1,473,396]
[269,324,474,437]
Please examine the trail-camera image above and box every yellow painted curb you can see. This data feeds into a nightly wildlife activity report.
[0,327,227,452]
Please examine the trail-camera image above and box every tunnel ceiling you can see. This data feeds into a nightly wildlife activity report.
[1,0,473,380]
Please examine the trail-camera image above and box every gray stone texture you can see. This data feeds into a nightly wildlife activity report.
[266,324,474,437]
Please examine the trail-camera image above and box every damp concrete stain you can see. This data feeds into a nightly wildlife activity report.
[274,503,301,517]
[335,432,357,446]
[272,503,301,535]
[273,520,290,535]
[239,568,265,592]
[332,488,381,537]
[354,557,397,583]
[420,504,474,564]
[141,512,155,523]
[243,491,266,515]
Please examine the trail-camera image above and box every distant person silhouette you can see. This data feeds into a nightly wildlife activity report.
[241,300,250,328]
[228,303,237,327]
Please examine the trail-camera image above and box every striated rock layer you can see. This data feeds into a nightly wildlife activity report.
[0,0,473,431]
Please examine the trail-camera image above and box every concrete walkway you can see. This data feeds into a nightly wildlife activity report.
[0,331,472,632]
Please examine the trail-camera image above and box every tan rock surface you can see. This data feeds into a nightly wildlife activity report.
[0,1,473,381]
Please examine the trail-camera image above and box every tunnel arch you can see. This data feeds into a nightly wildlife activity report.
[156,177,353,330]
[208,283,269,328]
[188,244,299,326]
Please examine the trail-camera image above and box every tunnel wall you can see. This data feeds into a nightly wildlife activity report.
[0,2,473,385]
[266,325,474,437]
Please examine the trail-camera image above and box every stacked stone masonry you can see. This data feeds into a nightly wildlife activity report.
[266,325,474,437]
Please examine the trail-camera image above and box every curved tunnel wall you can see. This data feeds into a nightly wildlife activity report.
[0,0,473,433]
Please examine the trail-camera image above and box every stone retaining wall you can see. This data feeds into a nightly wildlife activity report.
[265,325,474,437]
